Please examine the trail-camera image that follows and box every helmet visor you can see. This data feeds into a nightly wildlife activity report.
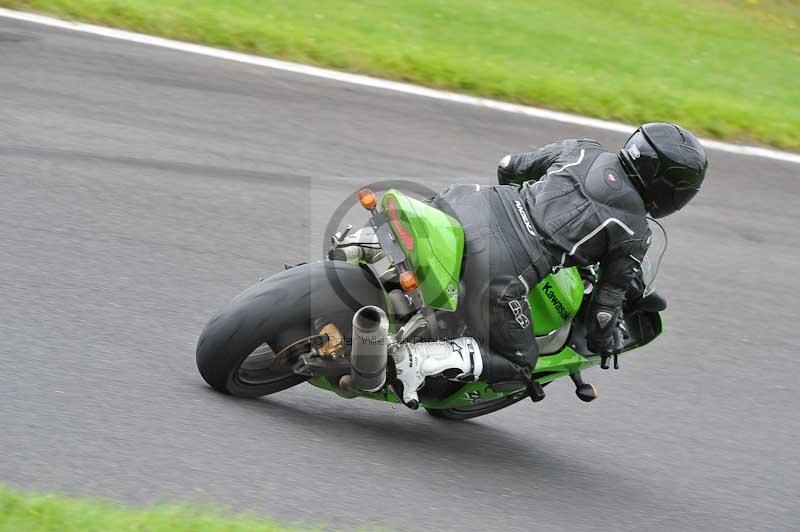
[672,184,701,212]
[664,166,702,212]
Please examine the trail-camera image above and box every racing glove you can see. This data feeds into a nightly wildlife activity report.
[586,242,647,369]
[587,312,625,369]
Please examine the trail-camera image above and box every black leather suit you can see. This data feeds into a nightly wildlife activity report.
[430,138,650,383]
[498,138,652,356]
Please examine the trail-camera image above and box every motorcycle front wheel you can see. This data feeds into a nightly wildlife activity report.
[425,391,529,421]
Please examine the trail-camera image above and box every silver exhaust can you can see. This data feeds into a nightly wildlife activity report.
[349,305,389,392]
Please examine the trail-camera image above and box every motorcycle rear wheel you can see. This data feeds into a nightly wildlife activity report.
[196,313,310,398]
[196,261,385,399]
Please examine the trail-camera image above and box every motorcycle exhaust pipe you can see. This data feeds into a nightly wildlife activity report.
[346,305,389,393]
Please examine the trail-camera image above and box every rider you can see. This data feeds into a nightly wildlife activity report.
[392,123,708,408]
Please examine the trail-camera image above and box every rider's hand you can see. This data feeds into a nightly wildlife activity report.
[497,154,515,185]
[587,325,625,370]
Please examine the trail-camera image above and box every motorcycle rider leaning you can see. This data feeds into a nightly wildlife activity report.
[392,123,708,408]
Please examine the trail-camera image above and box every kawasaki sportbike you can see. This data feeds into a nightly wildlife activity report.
[196,187,666,420]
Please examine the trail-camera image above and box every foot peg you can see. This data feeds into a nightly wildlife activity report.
[528,381,546,402]
[570,372,598,402]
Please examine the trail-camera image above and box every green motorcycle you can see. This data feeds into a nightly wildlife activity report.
[196,187,666,420]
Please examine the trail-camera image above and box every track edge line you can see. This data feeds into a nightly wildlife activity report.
[1,7,798,165]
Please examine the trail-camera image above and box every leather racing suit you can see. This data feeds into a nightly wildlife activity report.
[430,138,651,382]
[498,138,653,359]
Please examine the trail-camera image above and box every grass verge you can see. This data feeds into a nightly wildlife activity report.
[0,484,305,531]
[0,0,798,150]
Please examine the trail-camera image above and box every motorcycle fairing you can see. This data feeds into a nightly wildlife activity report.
[381,189,464,311]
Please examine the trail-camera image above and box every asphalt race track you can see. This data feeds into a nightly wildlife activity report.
[1,17,798,532]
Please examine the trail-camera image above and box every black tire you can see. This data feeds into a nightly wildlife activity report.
[196,261,384,398]
[425,391,529,421]
[197,323,309,398]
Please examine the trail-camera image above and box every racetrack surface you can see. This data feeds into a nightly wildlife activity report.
[1,18,798,532]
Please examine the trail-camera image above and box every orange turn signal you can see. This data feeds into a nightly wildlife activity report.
[399,270,419,292]
[358,188,377,210]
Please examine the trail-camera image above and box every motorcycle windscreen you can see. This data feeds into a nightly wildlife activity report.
[641,219,668,297]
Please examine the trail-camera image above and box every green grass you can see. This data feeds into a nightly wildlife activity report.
[0,484,306,531]
[1,0,798,149]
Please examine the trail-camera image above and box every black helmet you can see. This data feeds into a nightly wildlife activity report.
[619,123,708,218]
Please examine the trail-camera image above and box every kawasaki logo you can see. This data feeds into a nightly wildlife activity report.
[542,282,571,320]
[513,200,536,237]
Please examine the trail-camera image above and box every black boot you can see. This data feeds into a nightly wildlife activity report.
[480,350,535,394]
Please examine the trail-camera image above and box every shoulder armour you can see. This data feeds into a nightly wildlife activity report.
[584,153,646,213]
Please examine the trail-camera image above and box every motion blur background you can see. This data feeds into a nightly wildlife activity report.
[0,1,798,531]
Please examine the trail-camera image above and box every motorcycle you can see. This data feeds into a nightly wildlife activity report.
[196,187,667,420]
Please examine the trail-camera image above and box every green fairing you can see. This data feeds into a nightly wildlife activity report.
[380,190,464,311]
[529,269,585,335]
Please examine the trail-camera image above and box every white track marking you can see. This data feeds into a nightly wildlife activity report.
[1,8,798,165]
